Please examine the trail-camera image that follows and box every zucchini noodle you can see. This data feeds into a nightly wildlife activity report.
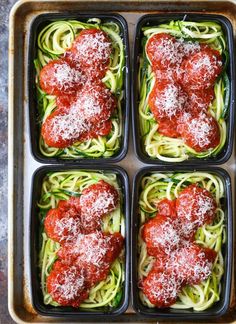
[138,20,230,162]
[34,19,125,159]
[38,170,125,309]
[138,172,225,311]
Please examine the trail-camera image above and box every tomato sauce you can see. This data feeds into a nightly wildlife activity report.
[44,197,82,244]
[44,180,123,307]
[80,180,119,218]
[142,214,181,257]
[146,33,223,152]
[78,120,112,142]
[178,112,220,152]
[176,183,217,234]
[39,58,85,96]
[148,80,188,121]
[44,180,120,240]
[67,28,112,80]
[187,87,215,114]
[142,267,182,308]
[169,244,217,285]
[180,47,222,91]
[157,198,177,218]
[146,33,179,70]
[39,28,115,148]
[141,185,217,307]
[41,82,116,148]
[46,261,90,307]
[57,231,124,285]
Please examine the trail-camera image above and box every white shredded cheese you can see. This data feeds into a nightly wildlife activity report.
[51,266,86,301]
[154,83,188,118]
[73,31,112,66]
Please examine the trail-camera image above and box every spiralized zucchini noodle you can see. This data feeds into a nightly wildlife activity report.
[38,170,125,308]
[138,20,230,162]
[138,172,225,311]
[34,19,125,158]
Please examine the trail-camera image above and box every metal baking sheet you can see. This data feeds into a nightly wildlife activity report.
[8,0,236,323]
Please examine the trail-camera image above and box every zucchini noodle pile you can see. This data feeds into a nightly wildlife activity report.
[38,170,125,309]
[138,20,230,162]
[138,172,225,311]
[34,18,125,158]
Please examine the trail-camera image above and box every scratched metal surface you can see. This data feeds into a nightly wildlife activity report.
[1,0,21,323]
[8,0,236,323]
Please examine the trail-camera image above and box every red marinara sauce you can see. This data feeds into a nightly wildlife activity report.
[146,33,223,153]
[76,81,116,124]
[41,108,75,148]
[58,231,124,284]
[56,82,116,123]
[44,197,82,244]
[44,179,119,239]
[157,199,177,218]
[180,47,222,91]
[78,120,112,142]
[175,184,217,236]
[41,82,116,148]
[157,117,181,138]
[170,243,217,285]
[187,87,215,114]
[148,80,188,121]
[142,214,181,257]
[80,180,119,219]
[146,33,179,70]
[141,182,218,308]
[67,28,112,79]
[142,267,182,308]
[177,112,220,152]
[39,58,85,96]
[46,261,90,307]
[142,243,216,307]
[79,179,119,233]
[148,79,188,138]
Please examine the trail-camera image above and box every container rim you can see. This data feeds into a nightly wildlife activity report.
[28,12,130,164]
[29,164,130,317]
[131,165,232,319]
[132,12,236,165]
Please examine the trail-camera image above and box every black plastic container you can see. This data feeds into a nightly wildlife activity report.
[28,13,130,163]
[131,166,232,320]
[132,13,235,165]
[30,165,130,318]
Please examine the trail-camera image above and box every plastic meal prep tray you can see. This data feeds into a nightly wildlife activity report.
[28,12,130,164]
[131,166,232,320]
[8,0,236,323]
[30,165,130,318]
[132,13,235,165]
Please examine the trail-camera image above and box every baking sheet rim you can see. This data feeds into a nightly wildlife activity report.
[7,0,236,323]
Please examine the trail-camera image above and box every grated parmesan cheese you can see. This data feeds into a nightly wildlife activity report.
[51,266,86,301]
[168,244,214,284]
[150,218,180,255]
[179,112,217,149]
[154,83,188,118]
[52,61,85,90]
[46,82,114,142]
[148,36,201,69]
[176,184,216,228]
[143,269,182,306]
[60,231,122,270]
[54,216,82,243]
[80,190,117,217]
[73,30,112,67]
[182,50,223,90]
[75,232,110,267]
